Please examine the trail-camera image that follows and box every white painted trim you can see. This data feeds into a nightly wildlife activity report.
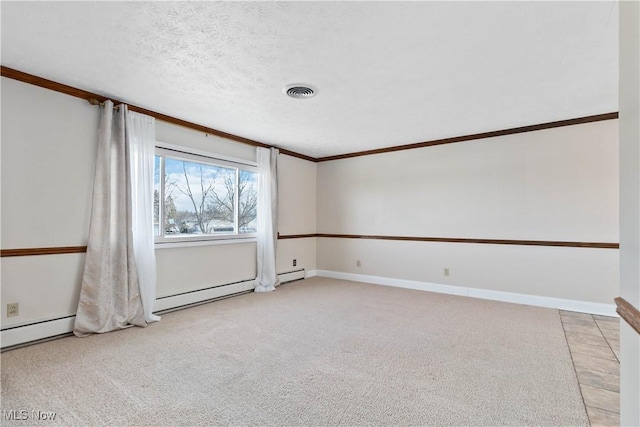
[2,279,257,349]
[156,141,257,167]
[316,270,467,296]
[2,270,310,348]
[3,269,614,349]
[467,287,617,316]
[277,269,306,284]
[1,316,75,348]
[155,238,256,249]
[314,270,618,316]
[154,280,255,312]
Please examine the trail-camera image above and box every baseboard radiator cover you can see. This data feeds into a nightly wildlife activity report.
[1,269,308,350]
[314,270,618,317]
[277,269,306,285]
[1,316,76,350]
[153,279,256,312]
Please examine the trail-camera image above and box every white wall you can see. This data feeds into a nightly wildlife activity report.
[152,100,260,300]
[278,154,317,236]
[619,1,640,424]
[277,154,317,274]
[317,120,619,306]
[1,78,96,328]
[1,77,317,336]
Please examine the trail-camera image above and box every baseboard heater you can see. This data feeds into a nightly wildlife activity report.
[154,268,306,312]
[1,269,307,350]
[277,268,306,285]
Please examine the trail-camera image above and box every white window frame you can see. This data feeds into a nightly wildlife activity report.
[154,142,257,248]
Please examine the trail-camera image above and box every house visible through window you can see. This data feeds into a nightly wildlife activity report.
[154,147,257,242]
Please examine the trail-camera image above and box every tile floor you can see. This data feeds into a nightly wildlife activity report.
[560,310,620,426]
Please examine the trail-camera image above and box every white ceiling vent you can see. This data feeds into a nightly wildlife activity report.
[284,84,318,99]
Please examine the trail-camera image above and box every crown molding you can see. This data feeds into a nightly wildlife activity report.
[2,65,618,164]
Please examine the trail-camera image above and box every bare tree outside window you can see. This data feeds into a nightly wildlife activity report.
[208,170,257,232]
[238,170,258,231]
[155,154,257,238]
[176,162,218,234]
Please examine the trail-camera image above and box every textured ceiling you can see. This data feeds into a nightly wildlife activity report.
[1,1,618,158]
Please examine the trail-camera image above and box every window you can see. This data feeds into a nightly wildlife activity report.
[154,146,257,243]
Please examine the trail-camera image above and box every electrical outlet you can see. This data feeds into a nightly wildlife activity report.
[7,303,19,317]
[443,268,450,277]
[293,259,297,267]
[357,260,361,267]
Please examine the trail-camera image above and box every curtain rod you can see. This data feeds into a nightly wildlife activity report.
[87,98,107,106]
[88,98,120,110]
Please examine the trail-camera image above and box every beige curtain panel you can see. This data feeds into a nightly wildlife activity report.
[74,101,157,336]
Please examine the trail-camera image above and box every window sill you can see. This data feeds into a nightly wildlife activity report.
[154,237,257,249]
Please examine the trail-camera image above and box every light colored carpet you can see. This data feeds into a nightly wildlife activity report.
[1,277,588,426]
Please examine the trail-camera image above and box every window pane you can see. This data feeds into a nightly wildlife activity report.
[239,170,257,233]
[163,157,236,236]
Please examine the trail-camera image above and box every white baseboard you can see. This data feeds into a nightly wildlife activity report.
[154,280,255,312]
[2,279,254,349]
[313,270,618,316]
[2,271,311,349]
[277,269,306,284]
[1,316,76,348]
[2,269,616,349]
[4,279,255,349]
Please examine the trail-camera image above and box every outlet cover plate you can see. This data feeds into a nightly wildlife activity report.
[7,303,19,317]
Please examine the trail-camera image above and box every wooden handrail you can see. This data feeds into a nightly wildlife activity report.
[615,297,640,334]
